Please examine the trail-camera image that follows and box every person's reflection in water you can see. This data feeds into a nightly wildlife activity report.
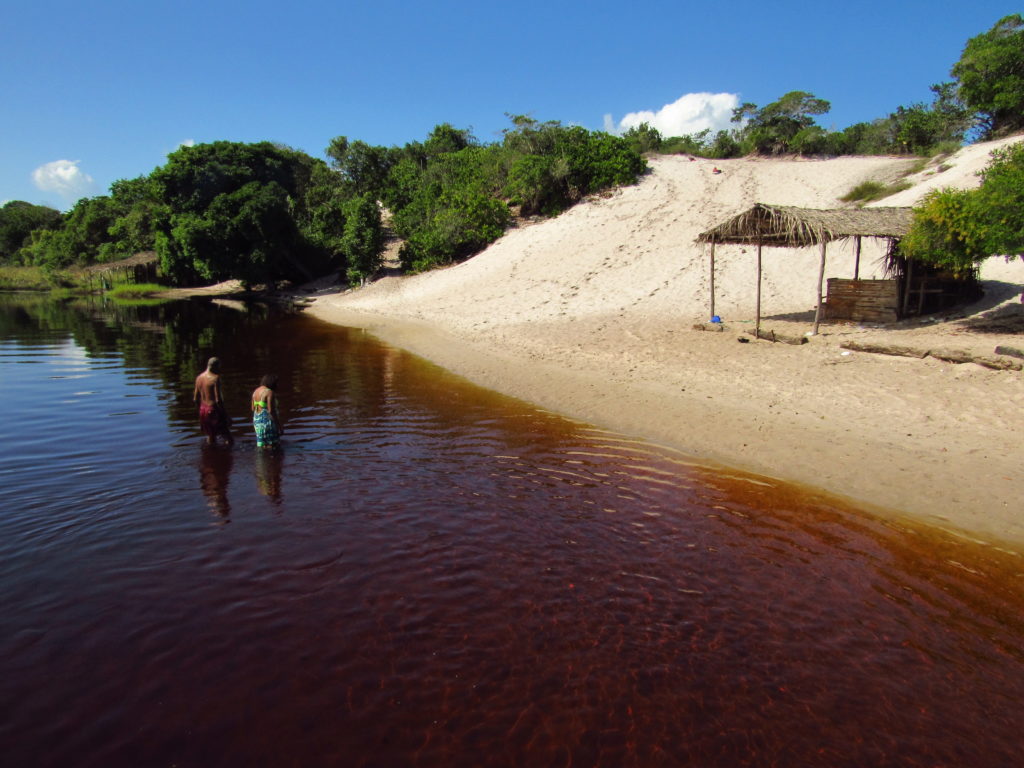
[198,444,234,521]
[255,447,284,505]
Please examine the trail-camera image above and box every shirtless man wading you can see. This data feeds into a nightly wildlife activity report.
[194,357,234,446]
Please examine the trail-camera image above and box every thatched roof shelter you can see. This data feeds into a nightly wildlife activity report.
[696,204,913,247]
[695,204,915,334]
[84,251,159,274]
[83,252,160,288]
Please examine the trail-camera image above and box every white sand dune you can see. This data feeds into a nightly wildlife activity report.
[309,137,1024,549]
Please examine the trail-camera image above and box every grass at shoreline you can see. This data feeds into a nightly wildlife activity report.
[0,265,63,291]
[0,268,174,303]
[106,282,169,299]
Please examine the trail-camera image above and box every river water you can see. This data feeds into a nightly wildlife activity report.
[1,293,1022,767]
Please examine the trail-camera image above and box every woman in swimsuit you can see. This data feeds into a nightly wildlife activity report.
[251,374,284,448]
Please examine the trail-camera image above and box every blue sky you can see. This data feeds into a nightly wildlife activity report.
[1,0,1018,210]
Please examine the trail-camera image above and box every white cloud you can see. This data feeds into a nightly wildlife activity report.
[179,139,195,148]
[31,159,95,200]
[606,92,741,138]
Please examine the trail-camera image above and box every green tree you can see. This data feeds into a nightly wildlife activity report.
[732,91,831,155]
[379,117,645,272]
[106,176,166,256]
[399,188,510,271]
[19,195,122,269]
[423,123,476,157]
[152,141,346,286]
[900,188,983,273]
[707,130,742,159]
[972,141,1024,255]
[161,181,298,287]
[903,142,1024,273]
[887,84,970,154]
[501,114,563,156]
[658,129,711,156]
[297,161,350,256]
[0,201,62,262]
[952,14,1024,137]
[326,136,397,198]
[622,123,663,154]
[340,194,385,284]
[504,154,566,215]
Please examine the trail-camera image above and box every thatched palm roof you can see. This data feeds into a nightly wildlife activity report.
[696,204,914,246]
[84,251,158,273]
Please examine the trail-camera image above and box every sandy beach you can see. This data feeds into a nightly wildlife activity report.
[306,138,1024,550]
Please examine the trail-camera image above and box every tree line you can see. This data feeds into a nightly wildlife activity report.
[0,116,645,287]
[624,15,1024,160]
[1,14,1023,286]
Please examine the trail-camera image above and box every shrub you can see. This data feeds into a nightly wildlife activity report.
[840,180,912,203]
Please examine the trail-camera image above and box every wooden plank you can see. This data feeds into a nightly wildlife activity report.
[825,278,899,323]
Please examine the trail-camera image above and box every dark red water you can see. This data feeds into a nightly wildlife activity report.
[1,294,1022,767]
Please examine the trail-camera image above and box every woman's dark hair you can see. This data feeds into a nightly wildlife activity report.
[260,374,279,390]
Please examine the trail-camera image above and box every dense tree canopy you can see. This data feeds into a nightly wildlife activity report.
[951,14,1024,137]
[0,201,62,262]
[9,142,385,287]
[731,91,831,155]
[374,117,647,271]
[19,195,127,269]
[151,141,340,285]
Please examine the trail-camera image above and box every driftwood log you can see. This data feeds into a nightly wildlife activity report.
[745,328,808,345]
[994,345,1024,360]
[841,342,1023,370]
[692,322,725,332]
[839,341,928,358]
[974,356,1023,371]
[928,348,974,364]
[929,348,1023,370]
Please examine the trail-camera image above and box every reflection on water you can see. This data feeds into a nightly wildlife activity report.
[0,293,1022,767]
[199,444,234,519]
[254,447,284,503]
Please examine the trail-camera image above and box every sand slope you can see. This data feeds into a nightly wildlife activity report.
[308,138,1024,549]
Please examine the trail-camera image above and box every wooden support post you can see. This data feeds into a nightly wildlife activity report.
[902,258,914,318]
[812,240,827,335]
[853,235,862,280]
[709,240,716,321]
[755,240,763,335]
